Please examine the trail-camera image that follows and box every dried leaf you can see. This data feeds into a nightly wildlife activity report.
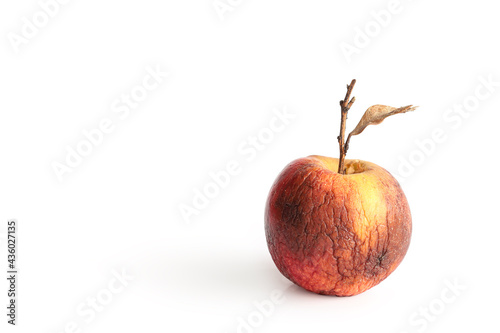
[349,104,418,137]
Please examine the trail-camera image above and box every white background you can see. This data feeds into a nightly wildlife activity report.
[1,0,499,332]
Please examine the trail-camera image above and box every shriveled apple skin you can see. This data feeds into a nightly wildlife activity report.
[265,156,411,296]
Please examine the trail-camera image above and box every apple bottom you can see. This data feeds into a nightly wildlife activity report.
[265,156,411,296]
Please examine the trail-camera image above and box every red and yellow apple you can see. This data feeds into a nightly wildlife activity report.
[265,155,411,296]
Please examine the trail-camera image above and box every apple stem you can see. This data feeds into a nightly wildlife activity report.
[337,79,356,174]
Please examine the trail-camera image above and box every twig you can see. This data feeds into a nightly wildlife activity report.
[337,79,356,174]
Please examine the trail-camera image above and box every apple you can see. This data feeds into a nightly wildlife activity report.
[264,80,415,296]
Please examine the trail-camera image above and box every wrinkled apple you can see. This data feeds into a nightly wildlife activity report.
[265,80,415,296]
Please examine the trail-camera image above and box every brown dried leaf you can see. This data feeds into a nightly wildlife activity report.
[349,104,418,137]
